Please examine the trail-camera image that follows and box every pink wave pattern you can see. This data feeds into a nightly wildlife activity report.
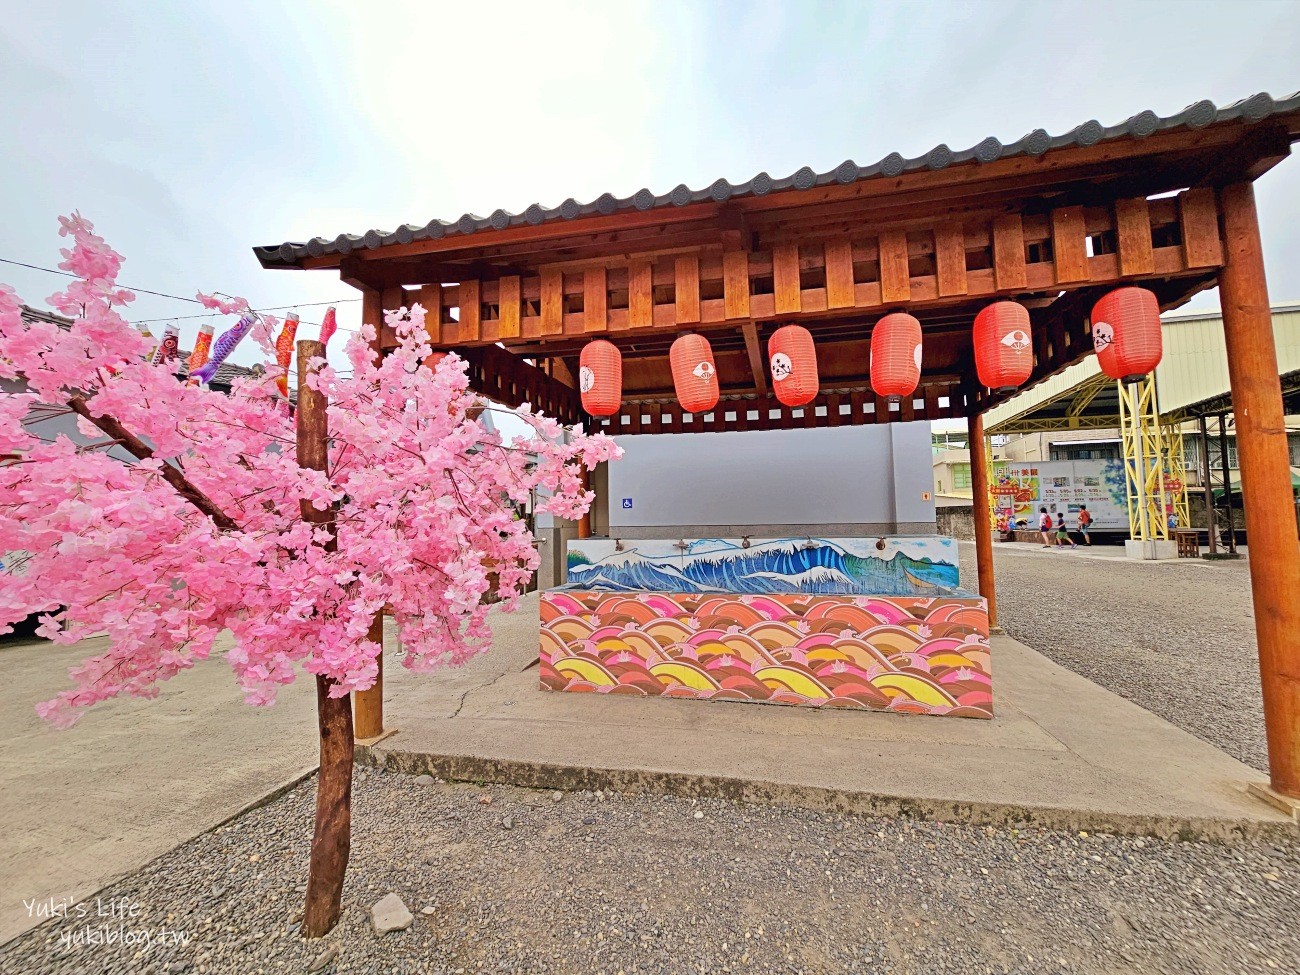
[540,591,992,719]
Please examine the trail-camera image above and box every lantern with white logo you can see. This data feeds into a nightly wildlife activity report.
[767,324,819,407]
[579,340,623,416]
[974,301,1033,393]
[669,333,720,413]
[870,312,922,403]
[1090,287,1163,382]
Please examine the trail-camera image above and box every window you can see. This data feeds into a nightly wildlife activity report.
[953,463,972,490]
[1050,443,1120,461]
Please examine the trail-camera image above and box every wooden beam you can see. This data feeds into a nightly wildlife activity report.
[416,284,446,346]
[1180,187,1224,268]
[723,251,751,319]
[1114,198,1155,276]
[584,267,608,333]
[628,261,654,328]
[460,343,583,425]
[497,275,521,339]
[675,256,700,324]
[878,229,911,303]
[540,268,564,335]
[1051,206,1090,284]
[824,237,856,309]
[718,206,752,251]
[742,322,767,395]
[934,222,968,297]
[458,279,481,342]
[992,214,1027,291]
[773,244,801,314]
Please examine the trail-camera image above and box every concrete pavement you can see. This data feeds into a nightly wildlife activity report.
[365,593,1295,841]
[0,633,319,945]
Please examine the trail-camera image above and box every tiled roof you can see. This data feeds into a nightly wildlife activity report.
[255,91,1300,269]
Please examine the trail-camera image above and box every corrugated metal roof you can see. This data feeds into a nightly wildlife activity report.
[983,302,1300,428]
[254,91,1300,269]
[1155,304,1300,414]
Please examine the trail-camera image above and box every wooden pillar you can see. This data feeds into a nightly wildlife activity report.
[577,466,592,539]
[354,612,384,740]
[1218,181,1300,797]
[352,285,390,740]
[967,412,998,628]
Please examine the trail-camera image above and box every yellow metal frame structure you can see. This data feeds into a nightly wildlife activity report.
[1117,375,1190,540]
[1161,420,1192,530]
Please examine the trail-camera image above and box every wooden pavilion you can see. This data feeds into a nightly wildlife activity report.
[256,91,1300,800]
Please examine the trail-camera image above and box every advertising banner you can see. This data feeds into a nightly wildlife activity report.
[989,459,1129,531]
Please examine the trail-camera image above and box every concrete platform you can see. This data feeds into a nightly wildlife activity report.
[366,593,1296,841]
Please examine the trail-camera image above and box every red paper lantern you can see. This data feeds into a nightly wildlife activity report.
[1091,287,1163,381]
[579,340,623,416]
[870,312,922,401]
[669,333,720,413]
[973,301,1033,393]
[767,324,819,407]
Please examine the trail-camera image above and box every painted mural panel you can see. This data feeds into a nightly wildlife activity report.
[540,591,993,718]
[563,536,962,597]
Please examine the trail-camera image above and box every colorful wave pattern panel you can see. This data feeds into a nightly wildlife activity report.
[564,536,962,597]
[540,591,993,718]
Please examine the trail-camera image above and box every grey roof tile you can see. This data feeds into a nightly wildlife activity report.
[255,91,1300,268]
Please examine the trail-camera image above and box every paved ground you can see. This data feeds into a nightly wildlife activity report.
[4,547,1296,974]
[961,542,1268,771]
[1,771,1296,975]
[0,632,319,945]
[342,593,1289,839]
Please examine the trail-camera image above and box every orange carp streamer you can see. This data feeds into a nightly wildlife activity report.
[275,311,300,397]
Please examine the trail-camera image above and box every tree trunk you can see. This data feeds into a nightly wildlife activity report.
[301,675,353,937]
[295,337,354,937]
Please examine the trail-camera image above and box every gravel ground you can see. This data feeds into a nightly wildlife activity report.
[2,770,1297,975]
[959,543,1269,772]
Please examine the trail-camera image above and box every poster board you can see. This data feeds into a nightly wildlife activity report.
[990,459,1128,531]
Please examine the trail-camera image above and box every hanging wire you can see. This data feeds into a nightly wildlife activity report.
[0,255,361,327]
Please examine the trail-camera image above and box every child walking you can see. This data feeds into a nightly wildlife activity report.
[1057,515,1077,549]
[1077,504,1092,546]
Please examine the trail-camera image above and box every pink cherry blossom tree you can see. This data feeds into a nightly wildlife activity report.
[0,214,621,936]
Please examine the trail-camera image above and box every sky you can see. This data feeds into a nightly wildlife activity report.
[2,0,1298,435]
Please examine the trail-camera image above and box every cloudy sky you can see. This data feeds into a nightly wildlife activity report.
[2,0,1298,377]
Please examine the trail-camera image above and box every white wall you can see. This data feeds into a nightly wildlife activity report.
[606,421,935,533]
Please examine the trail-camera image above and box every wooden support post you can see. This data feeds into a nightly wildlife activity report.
[354,612,384,741]
[1218,414,1237,555]
[1218,181,1300,797]
[296,339,353,939]
[577,466,592,539]
[1198,415,1217,556]
[967,412,998,628]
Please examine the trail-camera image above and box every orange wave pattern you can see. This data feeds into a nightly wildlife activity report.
[540,591,992,718]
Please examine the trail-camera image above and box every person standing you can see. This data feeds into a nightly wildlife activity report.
[1077,504,1093,546]
[1039,507,1053,548]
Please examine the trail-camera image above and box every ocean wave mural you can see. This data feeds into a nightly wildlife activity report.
[563,536,962,597]
[540,590,993,718]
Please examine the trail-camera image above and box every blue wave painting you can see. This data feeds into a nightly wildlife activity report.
[563,536,962,597]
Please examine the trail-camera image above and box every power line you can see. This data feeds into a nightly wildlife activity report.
[0,255,360,326]
[130,299,360,326]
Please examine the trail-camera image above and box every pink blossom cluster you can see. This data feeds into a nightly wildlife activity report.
[0,215,621,727]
